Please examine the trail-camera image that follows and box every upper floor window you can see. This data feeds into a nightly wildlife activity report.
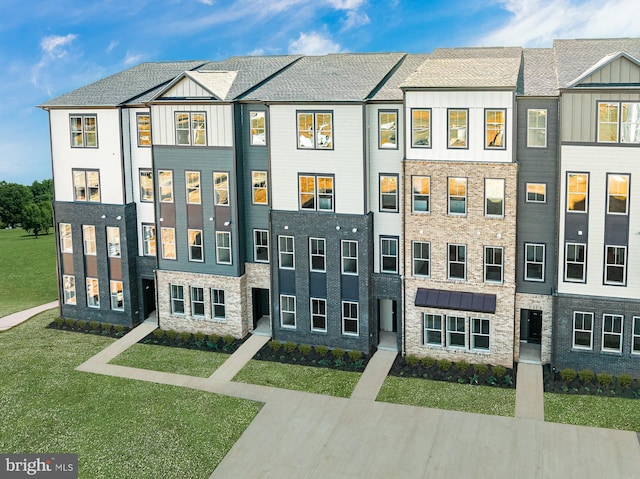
[379,175,398,212]
[137,113,151,147]
[139,169,154,202]
[411,109,431,147]
[525,243,545,282]
[175,112,206,146]
[526,183,546,203]
[73,170,100,202]
[448,177,467,215]
[254,229,269,263]
[567,173,588,212]
[252,171,268,205]
[485,109,505,149]
[448,109,468,148]
[309,237,326,272]
[527,109,547,147]
[484,246,503,283]
[82,225,96,256]
[59,223,72,253]
[297,111,333,149]
[280,295,296,329]
[106,227,121,258]
[412,176,430,213]
[605,245,626,285]
[215,231,232,265]
[299,175,333,211]
[158,170,173,203]
[161,227,176,260]
[250,111,266,146]
[412,241,430,277]
[142,224,156,256]
[341,240,358,275]
[214,172,229,206]
[379,110,397,149]
[278,235,295,269]
[110,280,124,311]
[598,102,640,144]
[86,278,100,308]
[607,174,629,214]
[448,244,466,280]
[188,229,204,262]
[62,275,76,305]
[70,114,97,148]
[485,178,505,217]
[186,171,201,204]
[380,237,398,274]
[565,242,586,283]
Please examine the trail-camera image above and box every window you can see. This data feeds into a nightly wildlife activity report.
[142,224,156,256]
[278,235,294,269]
[70,114,97,147]
[62,275,76,305]
[484,246,503,283]
[605,246,626,285]
[250,111,266,146]
[423,313,442,346]
[448,244,466,280]
[379,110,397,149]
[380,237,398,273]
[598,101,640,144]
[448,177,467,215]
[137,113,151,147]
[565,243,586,282]
[191,287,205,317]
[485,179,505,217]
[214,172,229,206]
[212,289,226,320]
[411,109,431,147]
[186,171,201,204]
[299,175,334,211]
[176,112,206,146]
[107,227,121,258]
[527,109,547,147]
[86,278,100,308]
[161,227,176,260]
[73,170,100,202]
[412,241,430,277]
[447,316,466,348]
[526,183,546,203]
[311,298,327,332]
[297,111,332,149]
[573,311,593,349]
[252,171,268,205]
[158,170,173,203]
[602,314,623,352]
[110,280,124,311]
[216,231,232,264]
[567,173,588,212]
[341,240,358,275]
[254,229,269,263]
[280,295,296,328]
[633,317,640,354]
[471,318,490,351]
[59,223,72,253]
[139,169,154,202]
[607,174,629,214]
[412,176,430,213]
[309,238,326,272]
[83,225,96,256]
[485,109,505,149]
[342,301,359,335]
[448,109,468,148]
[171,284,184,314]
[379,175,398,212]
[525,243,545,281]
[188,229,203,262]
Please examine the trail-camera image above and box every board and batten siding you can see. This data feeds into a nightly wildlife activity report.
[579,56,640,86]
[150,104,233,147]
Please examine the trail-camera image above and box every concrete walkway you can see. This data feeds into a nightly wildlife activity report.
[516,363,545,420]
[350,349,397,400]
[0,301,58,331]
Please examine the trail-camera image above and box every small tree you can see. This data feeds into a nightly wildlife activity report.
[21,203,50,238]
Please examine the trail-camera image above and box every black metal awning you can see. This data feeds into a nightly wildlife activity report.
[414,288,496,314]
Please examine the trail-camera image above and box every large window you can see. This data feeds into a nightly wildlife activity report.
[527,109,547,147]
[186,171,201,204]
[573,311,593,349]
[250,111,266,146]
[83,225,96,256]
[280,295,296,328]
[448,177,467,215]
[485,178,505,217]
[299,175,333,211]
[485,109,505,149]
[309,238,326,272]
[278,235,294,269]
[59,223,72,253]
[484,246,503,283]
[158,170,173,203]
[214,172,229,206]
[254,229,269,263]
[602,314,623,352]
[342,301,359,336]
[448,244,466,280]
[471,318,490,351]
[188,229,204,262]
[70,114,97,148]
[605,246,626,285]
[252,171,268,205]
[62,275,76,305]
[607,174,629,214]
[86,278,100,308]
[411,109,431,147]
[170,284,184,314]
[216,231,232,264]
[423,313,442,346]
[567,173,588,212]
[212,289,226,320]
[447,316,466,348]
[175,112,206,146]
[379,175,398,212]
[137,113,151,147]
[341,240,358,275]
[412,176,430,213]
[106,227,120,258]
[565,243,586,282]
[161,227,176,260]
[379,110,397,149]
[143,224,156,256]
[412,241,430,277]
[110,280,124,311]
[448,109,468,148]
[191,287,205,317]
[311,298,327,332]
[633,317,640,354]
[525,243,545,281]
[73,170,100,202]
[139,169,154,202]
[598,101,640,144]
[297,111,332,149]
[380,237,398,274]
[526,183,546,203]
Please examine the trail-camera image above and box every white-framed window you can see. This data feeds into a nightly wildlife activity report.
[598,101,640,144]
[216,231,232,264]
[423,313,442,346]
[448,109,468,148]
[525,243,545,282]
[448,177,467,215]
[186,171,201,204]
[73,170,100,202]
[212,289,226,320]
[59,223,72,253]
[280,295,296,329]
[379,175,398,212]
[471,318,490,351]
[188,229,204,262]
[448,244,466,280]
[191,286,205,318]
[250,111,266,146]
[297,111,333,149]
[213,172,229,206]
[605,245,626,285]
[309,237,326,272]
[412,176,430,213]
[341,240,358,275]
[311,298,327,332]
[106,226,120,258]
[158,170,173,203]
[484,246,503,283]
[110,280,124,311]
[137,113,151,147]
[572,311,593,350]
[278,235,295,269]
[485,109,505,149]
[254,229,269,263]
[252,171,268,205]
[607,174,629,214]
[142,224,156,256]
[379,110,397,149]
[526,183,546,203]
[447,315,466,348]
[633,316,640,354]
[86,278,100,308]
[176,112,206,146]
[567,173,588,212]
[139,169,154,202]
[170,284,184,314]
[485,178,505,217]
[602,314,623,353]
[412,241,430,277]
[565,243,586,282]
[161,227,176,260]
[70,114,97,148]
[411,108,431,147]
[527,109,547,147]
[380,237,398,274]
[82,225,96,256]
[342,301,359,336]
[62,275,76,305]
[299,175,334,211]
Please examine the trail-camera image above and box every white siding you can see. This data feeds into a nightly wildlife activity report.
[162,77,211,98]
[150,104,233,147]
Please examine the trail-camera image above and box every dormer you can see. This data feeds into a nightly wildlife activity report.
[150,70,239,101]
[567,52,640,89]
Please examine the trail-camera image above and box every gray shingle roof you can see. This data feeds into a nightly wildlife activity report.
[370,54,430,101]
[521,48,558,96]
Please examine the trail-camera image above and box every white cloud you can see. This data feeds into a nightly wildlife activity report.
[325,0,367,9]
[124,50,145,66]
[40,34,77,57]
[288,31,343,55]
[106,40,119,53]
[32,33,79,94]
[342,9,370,30]
[197,0,214,4]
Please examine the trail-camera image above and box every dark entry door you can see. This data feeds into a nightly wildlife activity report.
[143,279,156,318]
[252,288,269,328]
[528,310,542,343]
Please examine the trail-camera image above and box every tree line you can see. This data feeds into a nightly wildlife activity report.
[0,179,53,237]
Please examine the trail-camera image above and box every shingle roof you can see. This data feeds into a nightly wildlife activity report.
[370,54,430,101]
[521,48,558,96]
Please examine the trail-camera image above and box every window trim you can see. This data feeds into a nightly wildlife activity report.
[342,301,359,336]
[485,178,505,218]
[524,243,545,282]
[278,235,295,270]
[70,114,98,148]
[280,294,296,329]
[310,297,327,332]
[296,110,333,150]
[158,170,174,204]
[572,311,593,350]
[175,111,207,146]
[471,317,490,351]
[298,174,334,212]
[606,173,629,215]
[211,288,226,321]
[447,243,466,281]
[484,246,503,284]
[106,226,121,258]
[379,174,399,213]
[251,170,268,205]
[185,171,201,205]
[62,274,76,305]
[447,108,468,149]
[160,227,176,260]
[309,237,326,273]
[139,169,154,203]
[170,284,185,315]
[412,241,430,277]
[423,313,443,346]
[188,229,204,262]
[526,182,547,203]
[136,112,151,147]
[213,172,230,207]
[446,315,466,348]
[448,177,467,215]
[601,313,623,353]
[378,109,398,150]
[411,175,430,213]
[110,280,124,311]
[215,231,232,265]
[341,240,358,275]
[190,286,206,318]
[82,225,96,256]
[484,108,506,150]
[59,223,73,253]
[564,242,586,283]
[253,229,269,263]
[249,110,267,146]
[597,101,640,144]
[527,108,547,148]
[380,236,399,274]
[410,108,431,148]
[72,169,101,203]
[604,245,626,286]
[566,172,589,213]
[142,224,156,257]
[86,277,100,309]
[632,316,640,355]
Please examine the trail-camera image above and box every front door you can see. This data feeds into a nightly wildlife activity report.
[379,299,396,332]
[528,310,542,343]
[142,279,156,318]
[252,288,270,328]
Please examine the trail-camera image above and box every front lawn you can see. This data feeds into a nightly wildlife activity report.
[0,310,260,479]
[544,393,640,430]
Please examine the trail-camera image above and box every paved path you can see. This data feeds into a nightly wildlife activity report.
[0,301,58,331]
[516,363,545,420]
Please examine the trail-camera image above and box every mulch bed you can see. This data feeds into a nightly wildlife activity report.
[47,320,131,338]
[543,365,640,399]
[138,330,246,354]
[252,342,370,372]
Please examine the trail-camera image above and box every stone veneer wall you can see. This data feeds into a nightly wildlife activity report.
[514,293,553,364]
[244,262,271,329]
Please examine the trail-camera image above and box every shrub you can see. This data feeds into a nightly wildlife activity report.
[560,368,577,382]
[101,323,113,334]
[348,350,362,361]
[76,320,86,330]
[152,329,165,340]
[473,363,488,375]
[54,317,64,327]
[65,318,75,328]
[89,321,100,331]
[578,369,594,383]
[283,341,297,353]
[223,335,235,345]
[596,373,612,387]
[208,334,220,343]
[194,332,205,343]
[166,330,177,341]
[331,347,345,359]
[298,344,312,356]
[179,332,191,343]
[455,360,470,372]
[438,359,451,371]
[405,354,420,367]
[314,345,329,357]
[268,340,282,352]
[114,324,125,334]
[492,365,506,378]
[421,356,436,368]
[485,376,497,386]
[618,373,633,388]
[503,375,513,387]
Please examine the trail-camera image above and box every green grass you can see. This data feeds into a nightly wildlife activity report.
[0,310,261,479]
[545,393,640,430]
[0,228,57,317]
[110,343,230,377]
[234,360,361,397]
[377,376,516,417]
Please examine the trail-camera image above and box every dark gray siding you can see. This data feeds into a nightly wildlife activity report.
[372,273,403,350]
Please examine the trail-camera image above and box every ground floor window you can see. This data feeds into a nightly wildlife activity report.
[342,301,359,335]
[311,298,327,332]
[633,317,640,354]
[191,286,205,317]
[86,278,100,308]
[602,314,623,352]
[423,313,442,346]
[572,311,593,349]
[212,289,226,320]
[62,275,76,305]
[446,315,466,348]
[471,318,490,351]
[110,280,124,311]
[280,295,296,329]
[171,284,184,314]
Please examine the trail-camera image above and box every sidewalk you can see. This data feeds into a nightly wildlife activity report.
[0,301,59,331]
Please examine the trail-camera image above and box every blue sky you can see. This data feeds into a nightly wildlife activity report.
[1,0,639,185]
